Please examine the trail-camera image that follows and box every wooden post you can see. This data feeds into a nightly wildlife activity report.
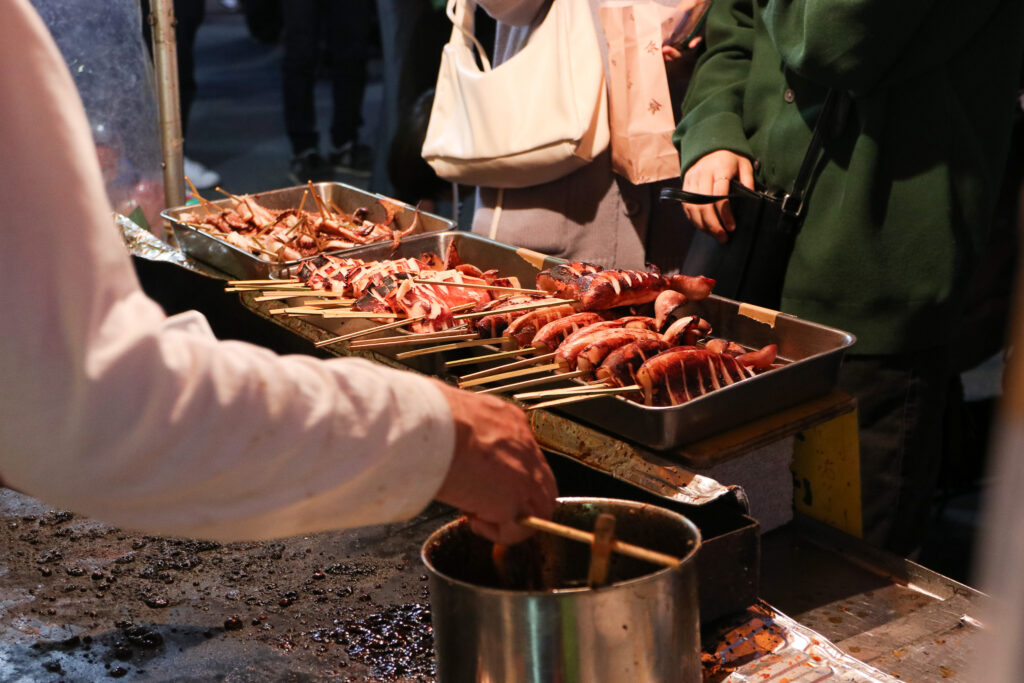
[148,0,185,223]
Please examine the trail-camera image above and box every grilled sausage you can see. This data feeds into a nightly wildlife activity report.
[654,290,688,330]
[662,315,713,346]
[530,312,606,353]
[573,270,669,310]
[574,328,662,376]
[471,295,541,337]
[637,347,754,406]
[703,338,746,356]
[669,274,716,301]
[595,339,672,389]
[736,344,778,370]
[502,304,577,349]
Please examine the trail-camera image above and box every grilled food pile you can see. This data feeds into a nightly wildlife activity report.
[177,182,418,263]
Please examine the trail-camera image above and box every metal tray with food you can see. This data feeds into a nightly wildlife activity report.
[160,181,455,279]
[266,233,853,451]
[552,298,855,450]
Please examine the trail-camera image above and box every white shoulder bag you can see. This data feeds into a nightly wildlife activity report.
[421,0,610,190]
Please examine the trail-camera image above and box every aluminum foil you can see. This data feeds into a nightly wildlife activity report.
[116,213,227,279]
[704,603,898,682]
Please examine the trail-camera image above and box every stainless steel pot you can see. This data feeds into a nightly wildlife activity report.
[422,497,702,682]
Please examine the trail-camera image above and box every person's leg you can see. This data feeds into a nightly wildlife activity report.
[842,347,954,556]
[281,0,321,156]
[325,0,374,173]
[173,0,205,140]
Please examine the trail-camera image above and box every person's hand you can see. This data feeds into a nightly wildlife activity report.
[681,150,755,243]
[433,380,558,545]
[662,36,702,78]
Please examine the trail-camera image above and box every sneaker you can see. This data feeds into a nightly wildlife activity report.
[184,156,220,190]
[329,141,372,177]
[288,149,332,185]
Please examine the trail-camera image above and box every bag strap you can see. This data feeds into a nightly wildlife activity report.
[447,0,492,71]
[660,89,846,215]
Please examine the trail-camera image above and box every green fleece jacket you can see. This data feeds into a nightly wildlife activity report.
[674,0,1024,354]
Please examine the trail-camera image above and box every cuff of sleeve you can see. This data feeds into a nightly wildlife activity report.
[369,369,457,520]
[674,112,753,175]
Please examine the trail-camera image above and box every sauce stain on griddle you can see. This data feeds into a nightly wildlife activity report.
[308,602,435,681]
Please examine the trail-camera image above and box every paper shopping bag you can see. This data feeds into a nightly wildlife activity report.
[599,2,681,185]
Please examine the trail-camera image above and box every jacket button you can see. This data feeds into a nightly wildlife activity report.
[783,88,796,103]
[624,199,642,217]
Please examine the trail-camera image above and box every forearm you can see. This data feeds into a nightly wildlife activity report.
[674,0,756,173]
[1,304,455,541]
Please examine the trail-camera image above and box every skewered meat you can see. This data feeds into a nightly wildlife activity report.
[555,326,660,373]
[176,186,419,262]
[535,261,716,311]
[572,269,673,309]
[736,344,778,370]
[503,304,578,349]
[637,348,757,407]
[669,274,716,301]
[661,315,713,346]
[703,338,746,356]
[595,339,672,391]
[529,313,606,353]
[535,262,603,299]
[573,328,663,375]
[471,295,542,337]
[654,290,688,330]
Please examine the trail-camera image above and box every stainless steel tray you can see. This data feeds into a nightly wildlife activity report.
[554,297,855,450]
[272,233,854,451]
[160,182,455,279]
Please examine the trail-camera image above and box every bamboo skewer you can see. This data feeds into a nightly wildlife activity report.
[514,383,613,400]
[518,516,681,568]
[475,370,587,395]
[228,278,301,286]
[587,513,616,588]
[444,346,530,368]
[296,301,356,309]
[524,393,616,411]
[226,284,310,293]
[315,315,427,346]
[320,310,400,319]
[269,306,340,315]
[346,326,471,347]
[349,333,480,351]
[458,352,557,378]
[395,336,506,359]
[251,292,331,302]
[458,363,562,389]
[411,279,549,296]
[453,299,575,321]
[516,384,639,401]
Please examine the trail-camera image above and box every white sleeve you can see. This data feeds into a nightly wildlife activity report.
[0,0,456,541]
